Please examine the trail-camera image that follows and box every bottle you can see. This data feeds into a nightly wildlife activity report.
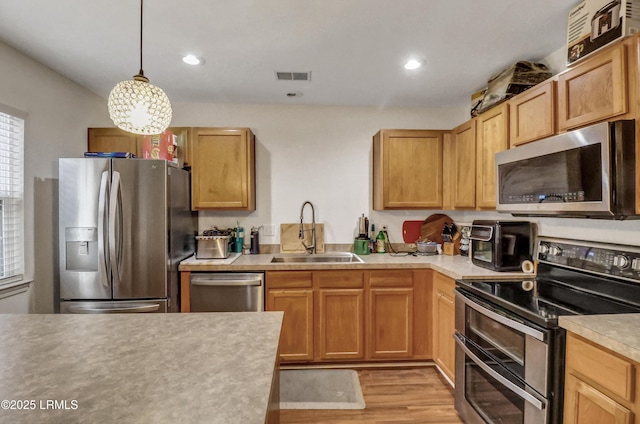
[235,226,244,253]
[376,228,386,253]
[249,227,260,254]
[369,224,376,253]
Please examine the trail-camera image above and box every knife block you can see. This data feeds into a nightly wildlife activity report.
[443,233,461,256]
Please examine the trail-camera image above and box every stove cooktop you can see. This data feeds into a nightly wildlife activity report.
[457,270,640,329]
[457,237,640,328]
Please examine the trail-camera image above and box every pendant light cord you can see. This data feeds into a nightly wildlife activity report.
[138,0,144,77]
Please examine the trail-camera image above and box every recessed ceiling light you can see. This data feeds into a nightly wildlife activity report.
[182,55,203,66]
[404,59,422,70]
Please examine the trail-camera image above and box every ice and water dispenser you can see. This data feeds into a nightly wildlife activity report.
[64,227,98,272]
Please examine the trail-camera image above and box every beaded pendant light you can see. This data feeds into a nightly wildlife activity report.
[108,0,172,135]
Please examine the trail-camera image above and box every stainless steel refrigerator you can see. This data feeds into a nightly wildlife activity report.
[58,158,196,313]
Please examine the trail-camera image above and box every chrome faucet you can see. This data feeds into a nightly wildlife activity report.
[299,201,316,254]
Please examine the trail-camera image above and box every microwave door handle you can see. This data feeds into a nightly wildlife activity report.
[97,171,110,288]
[109,171,122,288]
[454,334,545,411]
[469,225,494,242]
[455,291,546,342]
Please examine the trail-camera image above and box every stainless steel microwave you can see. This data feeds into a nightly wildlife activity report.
[495,120,637,219]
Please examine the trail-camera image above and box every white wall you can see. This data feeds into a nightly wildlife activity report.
[0,41,110,312]
[172,103,469,244]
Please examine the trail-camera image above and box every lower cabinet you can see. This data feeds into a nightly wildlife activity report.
[432,272,456,382]
[266,271,314,362]
[266,269,431,363]
[368,270,415,359]
[563,332,638,424]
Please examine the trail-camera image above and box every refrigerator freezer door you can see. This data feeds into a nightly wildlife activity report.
[60,299,168,313]
[112,159,169,299]
[59,158,111,300]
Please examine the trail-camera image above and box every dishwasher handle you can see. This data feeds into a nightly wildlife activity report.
[191,275,263,287]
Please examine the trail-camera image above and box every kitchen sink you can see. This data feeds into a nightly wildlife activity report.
[270,252,364,263]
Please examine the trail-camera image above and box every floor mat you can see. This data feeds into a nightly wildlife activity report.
[280,369,366,410]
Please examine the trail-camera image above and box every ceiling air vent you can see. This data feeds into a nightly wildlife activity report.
[275,71,311,81]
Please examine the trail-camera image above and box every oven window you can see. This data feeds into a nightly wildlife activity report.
[467,306,525,377]
[466,362,524,424]
[473,240,493,263]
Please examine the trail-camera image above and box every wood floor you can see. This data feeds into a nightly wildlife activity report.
[280,367,463,424]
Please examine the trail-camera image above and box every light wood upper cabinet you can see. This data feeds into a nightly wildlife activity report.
[449,119,477,209]
[373,129,444,210]
[191,127,256,210]
[432,272,455,383]
[87,128,142,156]
[476,103,508,209]
[558,43,627,131]
[563,332,638,424]
[509,80,556,147]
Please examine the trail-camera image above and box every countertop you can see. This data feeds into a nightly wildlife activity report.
[559,314,640,363]
[180,252,531,280]
[0,312,283,424]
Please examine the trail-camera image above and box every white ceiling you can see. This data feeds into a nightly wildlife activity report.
[0,0,576,108]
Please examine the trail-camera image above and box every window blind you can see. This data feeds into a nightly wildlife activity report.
[0,110,24,283]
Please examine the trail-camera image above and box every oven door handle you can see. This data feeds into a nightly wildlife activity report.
[454,333,546,411]
[455,290,546,342]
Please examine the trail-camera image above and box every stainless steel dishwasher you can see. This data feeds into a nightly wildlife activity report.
[189,273,264,312]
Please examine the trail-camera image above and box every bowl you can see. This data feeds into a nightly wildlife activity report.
[416,241,437,254]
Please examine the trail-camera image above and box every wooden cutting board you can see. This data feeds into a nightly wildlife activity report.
[402,220,424,243]
[419,214,454,244]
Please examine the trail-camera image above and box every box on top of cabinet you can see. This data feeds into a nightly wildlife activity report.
[567,0,640,66]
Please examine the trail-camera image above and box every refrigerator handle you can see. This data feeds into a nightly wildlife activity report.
[97,171,110,288]
[109,171,122,288]
[68,304,160,314]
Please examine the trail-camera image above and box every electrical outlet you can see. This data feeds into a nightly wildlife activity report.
[264,224,276,236]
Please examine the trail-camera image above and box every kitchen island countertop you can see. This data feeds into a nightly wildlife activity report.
[559,314,640,363]
[180,252,530,280]
[0,312,283,424]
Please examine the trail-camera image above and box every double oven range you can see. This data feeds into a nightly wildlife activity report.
[454,236,640,424]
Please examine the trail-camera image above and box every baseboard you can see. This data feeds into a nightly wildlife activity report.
[280,361,436,370]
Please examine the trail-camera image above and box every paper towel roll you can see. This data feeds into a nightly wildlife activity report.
[521,260,535,274]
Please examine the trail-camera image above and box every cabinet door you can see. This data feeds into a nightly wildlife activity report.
[317,289,364,361]
[191,127,256,210]
[368,288,414,359]
[509,80,556,147]
[433,273,455,382]
[451,119,476,208]
[564,374,632,424]
[558,44,627,131]
[373,130,443,210]
[87,128,141,156]
[476,103,508,209]
[267,289,314,362]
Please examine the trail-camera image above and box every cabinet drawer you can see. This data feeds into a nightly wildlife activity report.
[433,272,455,300]
[316,271,364,288]
[369,270,413,287]
[566,333,634,402]
[266,271,313,289]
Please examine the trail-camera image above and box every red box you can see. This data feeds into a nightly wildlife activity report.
[142,130,176,161]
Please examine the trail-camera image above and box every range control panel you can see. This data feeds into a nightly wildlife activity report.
[537,237,640,282]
